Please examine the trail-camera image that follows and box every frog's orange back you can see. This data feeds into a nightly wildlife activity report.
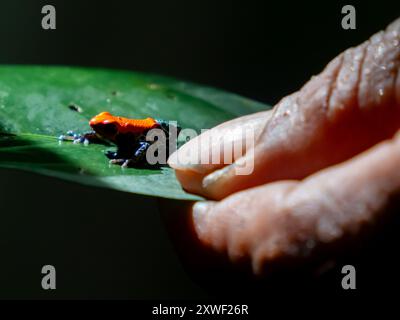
[122,117,159,133]
[89,112,159,134]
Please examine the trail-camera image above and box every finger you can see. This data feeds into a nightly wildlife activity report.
[192,129,400,275]
[201,18,400,199]
[168,110,271,194]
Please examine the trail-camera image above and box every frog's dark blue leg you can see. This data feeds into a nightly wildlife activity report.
[109,141,151,168]
[132,141,152,162]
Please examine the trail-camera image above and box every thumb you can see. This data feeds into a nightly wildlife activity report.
[172,17,400,200]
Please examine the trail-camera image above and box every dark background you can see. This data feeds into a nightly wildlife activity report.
[0,0,399,299]
[2,0,399,104]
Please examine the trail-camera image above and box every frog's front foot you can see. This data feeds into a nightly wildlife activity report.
[58,131,101,145]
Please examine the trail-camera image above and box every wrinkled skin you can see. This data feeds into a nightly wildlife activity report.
[166,18,400,276]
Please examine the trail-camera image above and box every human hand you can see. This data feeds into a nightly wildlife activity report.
[167,18,400,276]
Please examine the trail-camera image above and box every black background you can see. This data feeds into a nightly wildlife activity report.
[2,0,399,104]
[0,0,399,300]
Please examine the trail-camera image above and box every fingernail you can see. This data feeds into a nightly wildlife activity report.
[192,201,215,236]
[202,164,236,189]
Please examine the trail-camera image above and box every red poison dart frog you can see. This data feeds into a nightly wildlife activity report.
[59,112,181,168]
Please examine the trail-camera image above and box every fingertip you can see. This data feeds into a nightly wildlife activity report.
[168,110,270,174]
[192,201,216,241]
[167,150,178,168]
[174,169,205,195]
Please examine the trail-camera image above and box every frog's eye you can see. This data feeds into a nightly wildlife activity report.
[100,123,118,135]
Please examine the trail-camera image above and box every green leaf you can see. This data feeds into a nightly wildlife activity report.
[0,66,269,199]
